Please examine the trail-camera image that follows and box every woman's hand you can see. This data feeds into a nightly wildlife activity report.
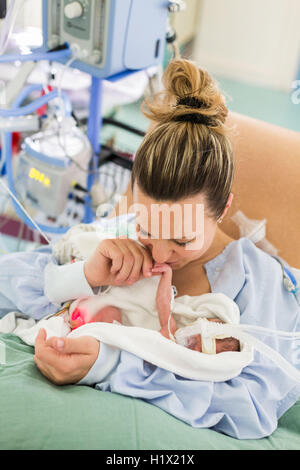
[34,329,100,385]
[83,237,154,288]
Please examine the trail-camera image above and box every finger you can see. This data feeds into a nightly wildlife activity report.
[141,246,154,278]
[152,265,173,283]
[151,265,167,273]
[124,243,145,283]
[35,328,47,349]
[45,336,65,351]
[52,336,100,355]
[99,240,123,274]
[110,239,135,276]
[121,240,153,280]
[114,244,135,282]
[109,244,123,274]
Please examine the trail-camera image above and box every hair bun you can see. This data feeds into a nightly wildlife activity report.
[141,58,228,133]
[176,96,206,109]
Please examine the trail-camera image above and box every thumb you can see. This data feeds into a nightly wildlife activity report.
[35,328,47,348]
[52,336,96,354]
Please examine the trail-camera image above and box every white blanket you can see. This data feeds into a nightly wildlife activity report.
[0,275,254,382]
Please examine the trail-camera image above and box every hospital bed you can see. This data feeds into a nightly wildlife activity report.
[0,112,300,450]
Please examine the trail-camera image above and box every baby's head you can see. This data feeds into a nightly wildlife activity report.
[180,318,240,354]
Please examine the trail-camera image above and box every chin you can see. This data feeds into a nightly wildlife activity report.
[168,260,185,270]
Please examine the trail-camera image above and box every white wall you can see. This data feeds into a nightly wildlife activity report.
[171,0,201,45]
[192,0,300,91]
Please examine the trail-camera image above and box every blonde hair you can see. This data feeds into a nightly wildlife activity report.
[131,58,234,221]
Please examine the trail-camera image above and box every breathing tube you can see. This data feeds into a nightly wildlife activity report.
[174,318,300,383]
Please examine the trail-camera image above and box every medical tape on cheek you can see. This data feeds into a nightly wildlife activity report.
[195,319,229,354]
[201,337,216,354]
[174,318,219,353]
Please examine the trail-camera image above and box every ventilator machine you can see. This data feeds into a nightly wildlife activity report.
[0,0,185,242]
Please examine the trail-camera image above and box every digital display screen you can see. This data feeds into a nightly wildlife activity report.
[29,167,51,187]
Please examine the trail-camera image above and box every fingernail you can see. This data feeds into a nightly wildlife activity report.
[56,338,64,350]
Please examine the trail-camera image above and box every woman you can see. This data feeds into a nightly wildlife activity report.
[35,58,236,381]
[1,59,300,439]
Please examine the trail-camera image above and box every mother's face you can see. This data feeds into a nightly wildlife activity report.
[132,184,219,270]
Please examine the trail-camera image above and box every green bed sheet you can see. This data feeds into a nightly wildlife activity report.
[0,333,300,450]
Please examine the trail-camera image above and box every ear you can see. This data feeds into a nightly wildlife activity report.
[226,192,234,208]
[219,193,234,221]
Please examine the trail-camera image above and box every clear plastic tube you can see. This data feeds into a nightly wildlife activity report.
[0,0,19,55]
[0,115,39,132]
[0,89,72,117]
[0,47,72,64]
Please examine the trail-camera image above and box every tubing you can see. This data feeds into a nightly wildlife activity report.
[0,89,72,117]
[0,47,72,64]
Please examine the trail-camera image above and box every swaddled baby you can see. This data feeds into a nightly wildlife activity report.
[67,262,240,354]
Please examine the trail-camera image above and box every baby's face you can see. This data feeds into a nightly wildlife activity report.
[185,319,240,353]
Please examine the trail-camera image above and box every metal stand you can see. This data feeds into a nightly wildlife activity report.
[84,76,103,223]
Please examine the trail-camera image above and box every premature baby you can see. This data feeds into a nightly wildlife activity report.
[68,262,240,354]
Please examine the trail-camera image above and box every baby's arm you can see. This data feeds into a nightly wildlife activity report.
[152,263,177,339]
[69,298,122,330]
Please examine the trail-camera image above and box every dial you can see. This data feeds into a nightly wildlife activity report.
[64,1,83,19]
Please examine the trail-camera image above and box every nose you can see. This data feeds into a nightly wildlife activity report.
[147,240,173,264]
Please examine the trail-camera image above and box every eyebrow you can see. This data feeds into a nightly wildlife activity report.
[139,226,196,242]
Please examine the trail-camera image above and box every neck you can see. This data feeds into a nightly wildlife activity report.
[201,227,235,264]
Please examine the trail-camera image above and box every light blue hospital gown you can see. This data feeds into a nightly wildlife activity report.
[0,237,300,439]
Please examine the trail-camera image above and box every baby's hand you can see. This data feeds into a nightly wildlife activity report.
[152,263,177,339]
[69,306,87,330]
[151,262,173,276]
[152,263,173,315]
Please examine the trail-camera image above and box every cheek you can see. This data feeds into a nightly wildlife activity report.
[183,225,216,255]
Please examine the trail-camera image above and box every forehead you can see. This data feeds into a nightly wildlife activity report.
[132,184,213,238]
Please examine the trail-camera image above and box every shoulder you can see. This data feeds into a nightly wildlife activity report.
[205,236,278,274]
[204,237,282,300]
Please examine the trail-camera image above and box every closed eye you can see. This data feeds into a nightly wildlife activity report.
[174,239,192,246]
[138,225,194,246]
